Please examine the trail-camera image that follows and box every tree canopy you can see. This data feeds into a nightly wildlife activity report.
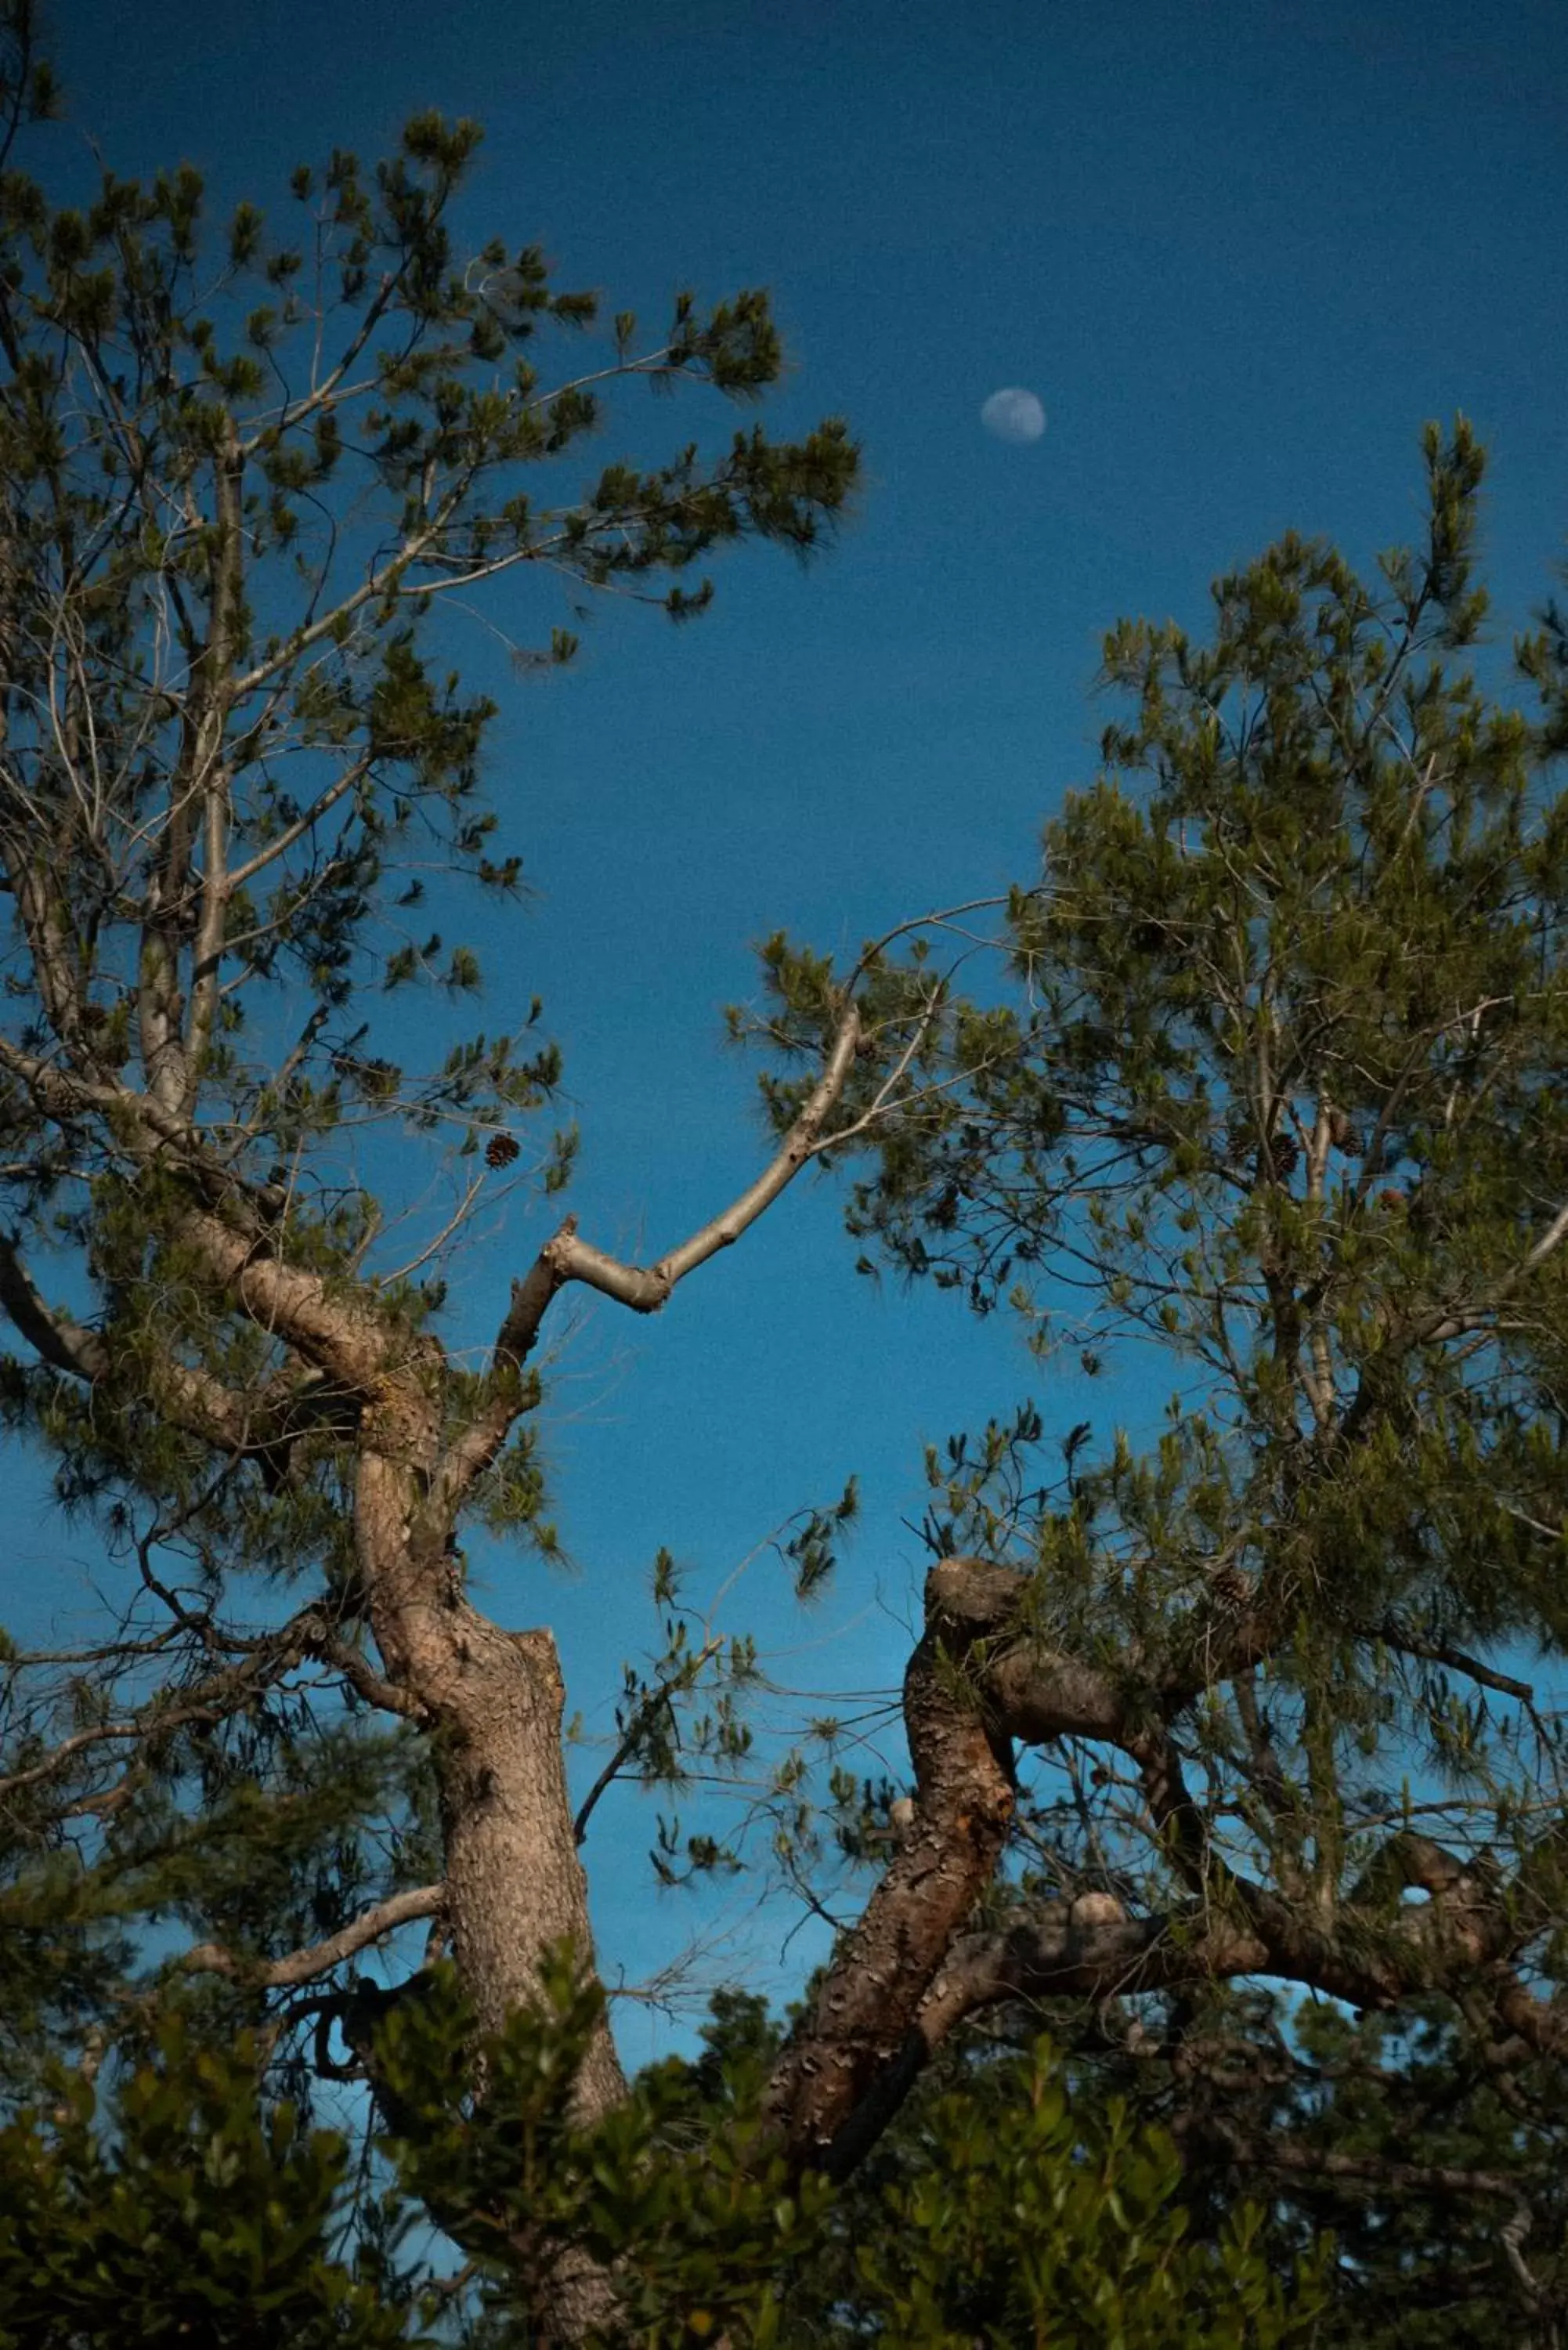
[4,4,1568,2339]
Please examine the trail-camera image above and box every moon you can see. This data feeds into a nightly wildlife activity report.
[981,386,1046,444]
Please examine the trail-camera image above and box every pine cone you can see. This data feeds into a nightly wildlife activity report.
[486,1132,521,1170]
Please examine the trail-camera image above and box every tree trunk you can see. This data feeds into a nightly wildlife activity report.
[276,1354,626,2124]
[433,1612,628,2116]
[439,1622,627,2341]
[353,1381,628,2341]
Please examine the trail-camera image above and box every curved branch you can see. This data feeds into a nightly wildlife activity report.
[172,1204,394,1392]
[768,1556,1018,2171]
[177,1882,446,1989]
[0,1231,109,1378]
[551,995,862,1311]
[440,998,862,1505]
[767,1545,1568,2185]
[298,1614,432,1723]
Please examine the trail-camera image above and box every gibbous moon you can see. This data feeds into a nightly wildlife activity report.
[981,386,1046,444]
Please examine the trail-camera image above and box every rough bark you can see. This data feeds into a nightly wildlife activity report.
[764,1552,1568,2186]
[427,1614,627,2115]
[766,1558,1018,2172]
[429,1621,627,2340]
[284,1275,632,2127]
[222,1243,627,2341]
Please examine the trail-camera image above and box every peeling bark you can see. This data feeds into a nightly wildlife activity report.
[764,1549,1568,2188]
[768,1558,1018,2171]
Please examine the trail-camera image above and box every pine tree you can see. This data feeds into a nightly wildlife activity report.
[753,419,1568,2337]
[0,9,858,2336]
[5,2,1568,2337]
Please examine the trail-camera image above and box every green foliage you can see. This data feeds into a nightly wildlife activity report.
[0,5,856,1558]
[812,2041,1322,2350]
[737,427,1568,2339]
[3,14,1566,2339]
[363,1950,830,2345]
[0,8,854,2066]
[1263,1998,1567,2347]
[0,1963,1325,2349]
[374,1969,1321,2348]
[753,419,1568,1919]
[0,1836,136,2115]
[0,2013,420,2347]
[930,1963,1568,2348]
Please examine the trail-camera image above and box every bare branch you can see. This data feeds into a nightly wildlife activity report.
[555,996,862,1311]
[439,999,863,1506]
[1521,1196,1568,1278]
[230,490,466,699]
[1201,2116,1525,2206]
[222,749,375,895]
[181,424,246,1115]
[1415,1191,1568,1349]
[0,1231,110,1379]
[0,1593,421,1810]
[176,1882,446,1990]
[378,1173,486,1287]
[1357,1614,1536,1706]
[300,1618,432,1723]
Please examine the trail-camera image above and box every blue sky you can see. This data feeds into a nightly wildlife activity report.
[15,0,1568,2056]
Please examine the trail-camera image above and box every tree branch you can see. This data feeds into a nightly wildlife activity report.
[1198,2116,1526,2206]
[0,1227,369,1468]
[768,1555,1018,2171]
[573,1635,723,1846]
[0,1230,110,1378]
[1357,1614,1536,1705]
[222,748,375,895]
[176,1882,446,1989]
[0,1597,421,1809]
[551,995,862,1310]
[439,998,862,1506]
